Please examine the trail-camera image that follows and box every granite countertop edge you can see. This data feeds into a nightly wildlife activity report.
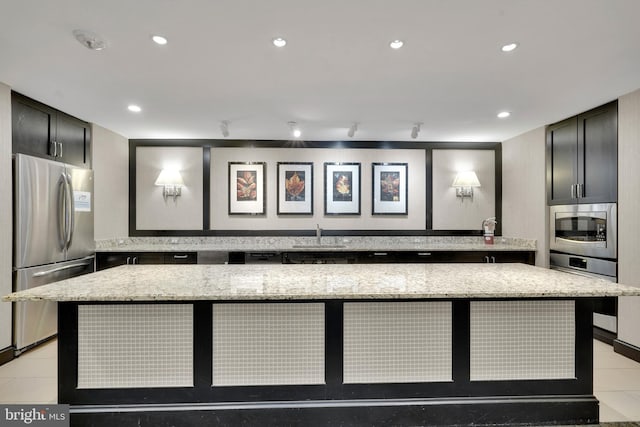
[94,236,537,252]
[5,263,640,302]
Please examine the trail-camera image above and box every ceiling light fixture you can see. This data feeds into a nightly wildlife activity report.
[411,122,422,139]
[152,35,168,45]
[220,120,230,138]
[127,105,142,113]
[273,37,287,48]
[501,42,518,52]
[287,121,301,138]
[72,29,107,51]
[389,39,404,49]
[497,111,511,118]
[347,122,358,138]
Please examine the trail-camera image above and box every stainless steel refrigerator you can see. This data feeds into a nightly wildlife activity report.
[13,153,95,355]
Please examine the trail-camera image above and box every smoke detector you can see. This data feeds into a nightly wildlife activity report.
[73,29,107,51]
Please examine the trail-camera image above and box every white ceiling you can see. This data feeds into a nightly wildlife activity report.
[1,0,640,142]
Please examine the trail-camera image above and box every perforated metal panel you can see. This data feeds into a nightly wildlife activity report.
[77,304,193,389]
[470,300,575,381]
[212,303,325,386]
[343,301,452,384]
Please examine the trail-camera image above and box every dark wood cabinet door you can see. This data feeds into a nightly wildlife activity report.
[12,95,56,159]
[578,101,617,203]
[56,112,91,167]
[547,116,579,205]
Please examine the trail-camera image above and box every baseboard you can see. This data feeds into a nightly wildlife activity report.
[0,346,15,366]
[613,338,640,363]
[69,396,599,427]
[594,326,617,345]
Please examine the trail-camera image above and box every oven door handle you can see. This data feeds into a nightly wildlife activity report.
[550,265,615,282]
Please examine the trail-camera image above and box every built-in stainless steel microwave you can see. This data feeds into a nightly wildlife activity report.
[549,203,617,259]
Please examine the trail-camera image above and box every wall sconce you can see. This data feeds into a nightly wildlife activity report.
[452,171,481,201]
[155,169,184,202]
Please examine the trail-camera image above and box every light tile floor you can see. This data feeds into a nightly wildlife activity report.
[0,338,639,422]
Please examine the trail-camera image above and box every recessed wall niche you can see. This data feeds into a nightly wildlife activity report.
[135,146,204,230]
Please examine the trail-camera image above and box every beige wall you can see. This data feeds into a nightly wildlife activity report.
[0,83,12,350]
[431,149,495,230]
[209,147,426,230]
[501,127,547,267]
[92,124,129,240]
[617,88,640,347]
[136,146,204,230]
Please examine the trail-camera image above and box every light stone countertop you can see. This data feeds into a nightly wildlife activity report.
[95,236,536,252]
[4,263,639,302]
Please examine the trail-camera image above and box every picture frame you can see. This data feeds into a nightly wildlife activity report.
[372,163,408,215]
[324,162,361,215]
[277,162,313,215]
[228,162,266,215]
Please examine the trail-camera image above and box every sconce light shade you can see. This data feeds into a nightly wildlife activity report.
[155,169,184,201]
[452,171,481,201]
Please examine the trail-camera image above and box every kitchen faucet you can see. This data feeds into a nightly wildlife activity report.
[316,224,322,245]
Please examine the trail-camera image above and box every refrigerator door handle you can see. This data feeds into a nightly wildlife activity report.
[57,175,67,250]
[65,173,75,248]
[32,259,94,277]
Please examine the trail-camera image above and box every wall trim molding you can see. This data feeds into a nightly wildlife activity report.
[129,139,502,237]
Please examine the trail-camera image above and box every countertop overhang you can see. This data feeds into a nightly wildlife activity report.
[4,263,639,302]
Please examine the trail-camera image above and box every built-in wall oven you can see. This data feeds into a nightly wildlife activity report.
[549,203,617,336]
[549,203,616,259]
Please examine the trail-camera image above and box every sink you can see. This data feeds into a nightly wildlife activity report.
[291,245,347,249]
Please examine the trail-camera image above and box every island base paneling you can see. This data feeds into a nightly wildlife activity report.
[58,298,597,426]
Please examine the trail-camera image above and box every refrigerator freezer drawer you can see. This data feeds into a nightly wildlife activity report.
[13,256,94,354]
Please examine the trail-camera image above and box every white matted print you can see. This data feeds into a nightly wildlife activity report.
[372,163,408,215]
[228,162,266,215]
[324,162,361,215]
[277,162,313,215]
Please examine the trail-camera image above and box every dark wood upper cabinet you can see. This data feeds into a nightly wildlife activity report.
[12,92,91,168]
[547,101,617,205]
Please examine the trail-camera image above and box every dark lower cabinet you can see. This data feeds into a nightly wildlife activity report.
[96,252,196,271]
[12,92,91,168]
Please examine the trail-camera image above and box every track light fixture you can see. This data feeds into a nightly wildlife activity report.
[220,120,230,138]
[411,122,422,139]
[287,121,301,138]
[347,122,358,138]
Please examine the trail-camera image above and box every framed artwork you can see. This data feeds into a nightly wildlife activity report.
[324,162,361,215]
[277,162,313,215]
[228,162,266,215]
[372,163,408,215]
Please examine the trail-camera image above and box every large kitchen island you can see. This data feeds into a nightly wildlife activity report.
[4,262,640,426]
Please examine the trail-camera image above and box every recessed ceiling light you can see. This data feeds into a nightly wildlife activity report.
[152,35,168,45]
[501,42,518,52]
[389,40,404,49]
[128,105,142,113]
[497,111,511,118]
[272,37,287,48]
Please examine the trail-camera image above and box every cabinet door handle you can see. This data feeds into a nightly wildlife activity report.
[578,183,584,198]
[490,256,496,263]
[173,254,189,259]
[132,257,138,264]
[484,256,490,263]
[51,140,57,157]
[570,184,575,199]
[58,142,63,158]
[417,252,431,256]
[373,252,388,256]
[126,256,131,264]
